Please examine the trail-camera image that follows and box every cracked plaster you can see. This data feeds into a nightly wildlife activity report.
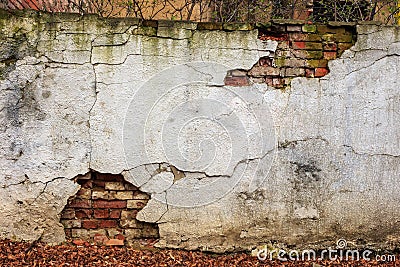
[0,12,399,252]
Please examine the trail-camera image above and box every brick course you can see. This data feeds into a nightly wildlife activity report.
[225,21,356,89]
[61,172,159,246]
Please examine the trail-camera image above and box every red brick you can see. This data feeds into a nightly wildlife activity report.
[305,68,315,78]
[315,68,329,77]
[93,200,126,209]
[323,51,337,60]
[106,239,124,246]
[94,234,109,245]
[98,220,118,228]
[224,76,249,86]
[109,210,121,219]
[82,220,98,229]
[94,209,109,219]
[69,199,91,209]
[72,239,86,246]
[292,41,306,49]
[79,180,92,189]
[61,209,75,219]
[92,180,106,188]
[115,234,125,241]
[75,209,92,219]
[323,42,337,51]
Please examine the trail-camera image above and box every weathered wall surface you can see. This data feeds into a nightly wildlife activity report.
[0,9,399,252]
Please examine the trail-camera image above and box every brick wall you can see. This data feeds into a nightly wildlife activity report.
[61,173,159,246]
[224,21,356,88]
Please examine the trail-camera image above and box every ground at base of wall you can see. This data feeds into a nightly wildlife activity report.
[1,240,399,267]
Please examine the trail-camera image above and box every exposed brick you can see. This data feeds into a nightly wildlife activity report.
[279,58,306,68]
[323,51,337,60]
[72,239,86,246]
[75,209,92,219]
[272,78,283,87]
[302,24,316,33]
[110,191,133,200]
[306,59,328,68]
[76,188,91,199]
[286,25,302,32]
[227,69,247,76]
[94,209,109,219]
[338,42,353,53]
[69,199,91,209]
[248,66,280,77]
[65,229,72,238]
[333,33,353,43]
[94,234,109,245]
[61,209,75,219]
[142,224,160,238]
[124,183,138,190]
[109,209,122,219]
[291,50,323,59]
[105,182,125,191]
[305,68,315,78]
[107,228,122,237]
[87,229,107,238]
[292,41,305,49]
[93,200,127,209]
[115,234,125,241]
[98,220,118,228]
[323,42,337,51]
[120,210,143,228]
[92,180,106,188]
[61,219,81,228]
[82,220,98,229]
[284,68,305,77]
[258,57,273,66]
[317,25,345,34]
[71,229,89,238]
[224,76,249,86]
[124,229,143,239]
[315,67,329,77]
[92,190,109,200]
[80,180,92,189]
[289,32,321,42]
[304,42,323,50]
[97,173,124,182]
[127,200,146,209]
[265,78,274,86]
[106,239,124,246]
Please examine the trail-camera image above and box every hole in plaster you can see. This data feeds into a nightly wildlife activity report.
[60,172,159,246]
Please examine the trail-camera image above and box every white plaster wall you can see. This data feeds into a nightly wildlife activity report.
[0,12,399,251]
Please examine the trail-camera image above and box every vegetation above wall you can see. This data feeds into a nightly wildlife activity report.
[1,0,399,24]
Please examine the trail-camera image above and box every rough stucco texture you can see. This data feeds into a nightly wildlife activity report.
[0,10,399,252]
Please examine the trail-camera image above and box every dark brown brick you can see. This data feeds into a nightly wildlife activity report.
[82,220,98,229]
[93,200,127,209]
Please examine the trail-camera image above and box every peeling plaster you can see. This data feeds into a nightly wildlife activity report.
[0,13,400,252]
